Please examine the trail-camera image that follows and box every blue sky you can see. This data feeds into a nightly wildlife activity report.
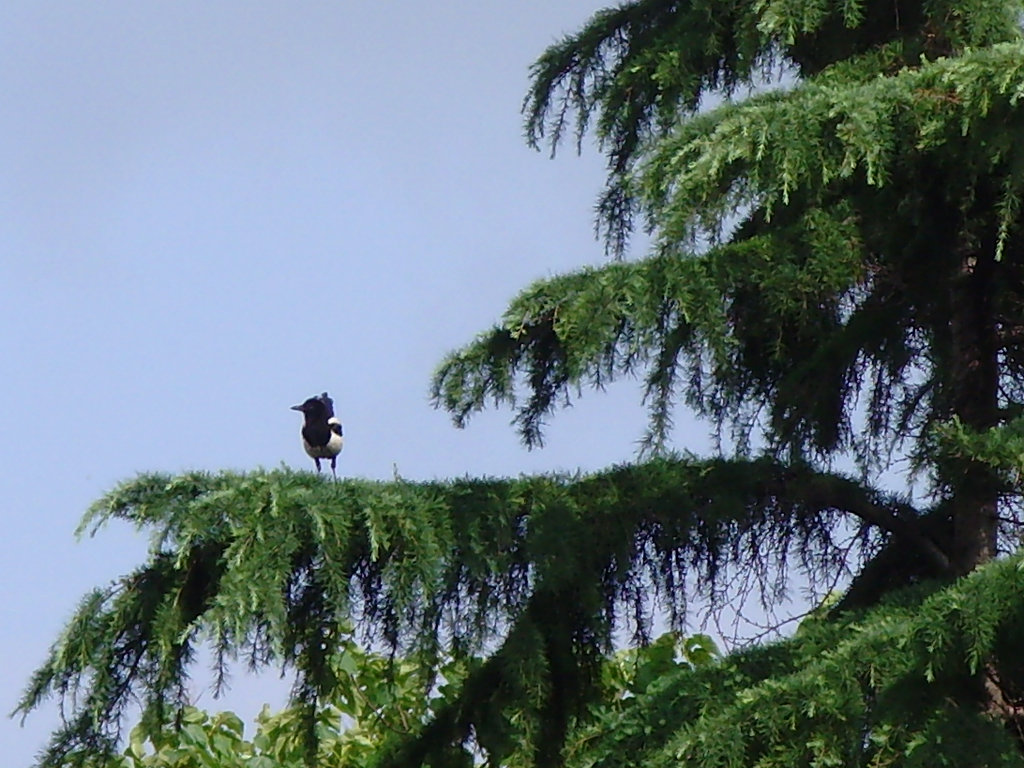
[0,2,718,762]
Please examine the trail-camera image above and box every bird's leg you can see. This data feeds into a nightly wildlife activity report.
[315,457,322,472]
[330,456,337,479]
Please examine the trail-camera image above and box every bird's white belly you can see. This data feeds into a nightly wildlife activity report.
[303,432,343,459]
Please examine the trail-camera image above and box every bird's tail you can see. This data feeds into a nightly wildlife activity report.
[319,391,335,418]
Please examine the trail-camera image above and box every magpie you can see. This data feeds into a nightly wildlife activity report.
[291,391,344,477]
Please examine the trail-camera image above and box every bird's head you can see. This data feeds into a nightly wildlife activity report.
[291,396,328,418]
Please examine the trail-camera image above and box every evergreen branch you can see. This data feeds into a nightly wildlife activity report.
[759,466,950,573]
[524,0,1019,158]
[638,42,1024,247]
[432,206,888,455]
[524,0,769,154]
[19,460,896,766]
[374,585,603,768]
[524,0,1022,252]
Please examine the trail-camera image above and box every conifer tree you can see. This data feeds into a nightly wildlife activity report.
[19,0,1024,766]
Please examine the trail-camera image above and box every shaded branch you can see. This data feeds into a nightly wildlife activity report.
[768,466,951,574]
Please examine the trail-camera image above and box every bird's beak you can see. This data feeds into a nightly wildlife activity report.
[290,404,304,411]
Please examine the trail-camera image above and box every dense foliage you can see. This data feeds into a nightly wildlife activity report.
[53,631,718,768]
[20,0,1024,765]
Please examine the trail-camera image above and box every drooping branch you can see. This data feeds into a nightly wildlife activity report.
[526,0,1023,253]
[18,460,923,766]
[760,467,950,574]
[432,206,869,452]
[375,584,605,768]
[376,455,954,767]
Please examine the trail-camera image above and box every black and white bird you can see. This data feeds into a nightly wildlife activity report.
[291,391,344,477]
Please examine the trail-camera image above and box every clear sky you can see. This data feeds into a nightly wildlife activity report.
[0,3,711,762]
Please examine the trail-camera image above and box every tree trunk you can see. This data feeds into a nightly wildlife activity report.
[947,233,1000,576]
